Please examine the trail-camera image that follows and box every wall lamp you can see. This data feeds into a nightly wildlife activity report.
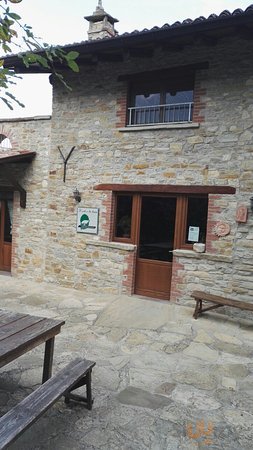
[250,197,253,213]
[73,188,81,203]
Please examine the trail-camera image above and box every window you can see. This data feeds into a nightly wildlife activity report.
[117,63,208,128]
[113,193,208,249]
[0,134,12,149]
[184,196,208,246]
[128,75,194,126]
[114,194,133,239]
[0,134,11,148]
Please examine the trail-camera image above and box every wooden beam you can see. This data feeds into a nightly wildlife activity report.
[76,58,98,67]
[95,52,124,62]
[126,47,154,58]
[2,164,27,208]
[0,152,36,164]
[118,62,209,81]
[94,184,236,195]
[0,186,13,192]
[236,26,253,40]
[161,43,185,52]
[195,34,218,46]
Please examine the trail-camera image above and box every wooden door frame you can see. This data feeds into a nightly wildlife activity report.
[133,194,178,299]
[111,191,209,298]
[0,200,3,239]
[0,199,12,272]
[0,200,5,270]
[112,192,192,246]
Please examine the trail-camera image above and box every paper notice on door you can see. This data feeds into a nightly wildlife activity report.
[188,226,200,242]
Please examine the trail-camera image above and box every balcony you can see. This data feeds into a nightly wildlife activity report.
[128,102,193,126]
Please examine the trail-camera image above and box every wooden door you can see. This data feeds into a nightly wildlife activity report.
[135,196,177,300]
[0,199,12,272]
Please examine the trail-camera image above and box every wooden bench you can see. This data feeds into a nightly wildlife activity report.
[0,357,95,450]
[191,290,253,320]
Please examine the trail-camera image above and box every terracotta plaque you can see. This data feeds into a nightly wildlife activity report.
[236,205,248,223]
[215,222,230,237]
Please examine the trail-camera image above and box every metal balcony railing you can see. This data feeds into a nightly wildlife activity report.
[128,102,193,126]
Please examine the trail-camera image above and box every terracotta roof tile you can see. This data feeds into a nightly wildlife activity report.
[3,4,253,64]
[114,5,253,39]
[61,4,253,48]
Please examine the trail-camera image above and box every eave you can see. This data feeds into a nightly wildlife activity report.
[3,6,253,72]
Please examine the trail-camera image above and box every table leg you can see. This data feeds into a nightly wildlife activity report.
[42,337,55,383]
[193,299,202,319]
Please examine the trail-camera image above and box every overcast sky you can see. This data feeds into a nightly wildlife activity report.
[0,0,252,119]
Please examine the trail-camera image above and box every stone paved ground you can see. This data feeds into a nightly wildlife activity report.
[0,274,253,450]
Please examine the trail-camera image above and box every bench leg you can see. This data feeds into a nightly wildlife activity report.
[86,370,92,410]
[42,337,55,383]
[64,369,94,410]
[193,299,202,319]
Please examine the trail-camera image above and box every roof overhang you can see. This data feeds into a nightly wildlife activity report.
[3,6,253,73]
[118,62,209,82]
[0,151,36,164]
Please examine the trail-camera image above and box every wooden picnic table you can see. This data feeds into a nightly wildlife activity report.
[0,309,65,383]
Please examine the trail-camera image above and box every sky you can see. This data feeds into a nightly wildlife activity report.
[0,0,252,119]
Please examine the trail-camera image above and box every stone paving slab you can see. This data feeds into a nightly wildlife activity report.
[95,296,185,330]
[0,275,253,449]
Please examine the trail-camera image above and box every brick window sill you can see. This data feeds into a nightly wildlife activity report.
[117,123,200,132]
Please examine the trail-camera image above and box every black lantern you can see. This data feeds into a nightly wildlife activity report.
[73,188,81,202]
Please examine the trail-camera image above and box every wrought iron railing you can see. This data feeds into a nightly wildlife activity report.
[128,102,193,126]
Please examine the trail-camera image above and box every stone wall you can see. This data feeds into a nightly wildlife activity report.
[1,33,253,302]
[0,117,51,282]
[44,34,253,300]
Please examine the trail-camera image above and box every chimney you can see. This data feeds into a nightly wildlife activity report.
[85,1,119,41]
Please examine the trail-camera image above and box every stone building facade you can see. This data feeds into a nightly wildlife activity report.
[1,4,253,304]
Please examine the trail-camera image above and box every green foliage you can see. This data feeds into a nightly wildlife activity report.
[0,0,79,109]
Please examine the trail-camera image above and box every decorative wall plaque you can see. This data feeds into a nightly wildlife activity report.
[236,205,248,223]
[77,207,99,234]
[214,222,230,237]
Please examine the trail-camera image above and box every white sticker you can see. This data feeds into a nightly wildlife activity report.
[188,226,200,242]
